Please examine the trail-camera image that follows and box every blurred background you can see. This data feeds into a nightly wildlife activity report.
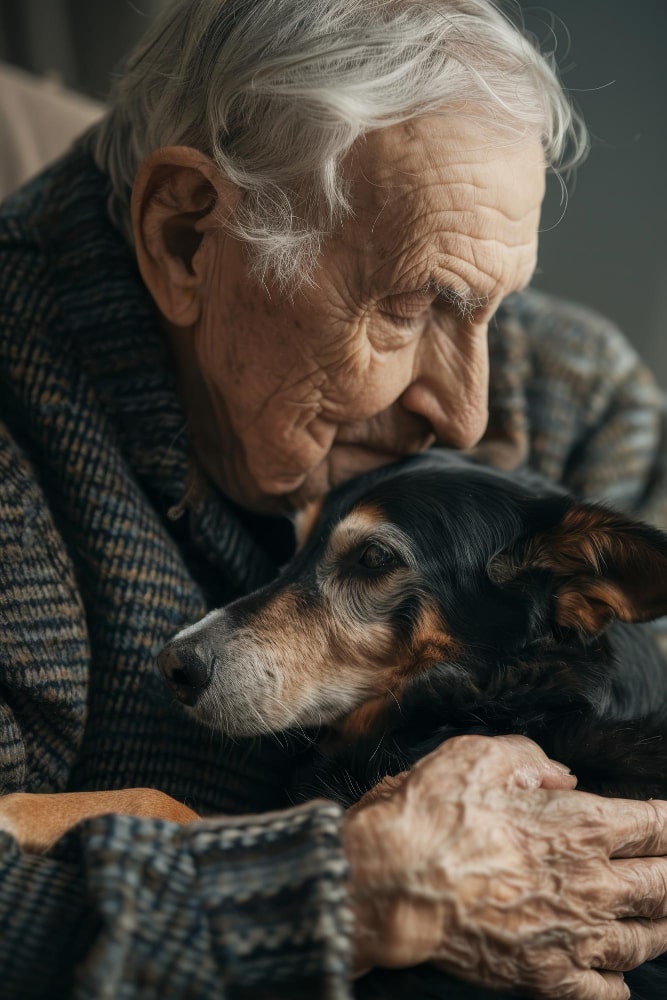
[0,0,665,382]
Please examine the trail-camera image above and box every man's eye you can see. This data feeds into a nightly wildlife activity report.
[381,312,420,328]
[359,543,397,570]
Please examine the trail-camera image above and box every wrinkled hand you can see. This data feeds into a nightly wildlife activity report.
[342,734,667,1000]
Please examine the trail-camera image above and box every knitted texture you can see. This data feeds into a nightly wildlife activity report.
[0,146,666,997]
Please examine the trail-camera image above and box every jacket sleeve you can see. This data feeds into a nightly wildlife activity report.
[1,806,351,1000]
[0,420,353,1000]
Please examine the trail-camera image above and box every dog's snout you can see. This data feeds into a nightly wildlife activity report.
[157,641,213,706]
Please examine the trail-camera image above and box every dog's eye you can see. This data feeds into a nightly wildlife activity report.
[359,543,396,571]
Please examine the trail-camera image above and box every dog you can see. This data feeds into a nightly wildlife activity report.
[4,450,667,998]
[156,449,667,999]
[158,450,667,802]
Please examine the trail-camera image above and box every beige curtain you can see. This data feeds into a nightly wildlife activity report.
[0,62,102,201]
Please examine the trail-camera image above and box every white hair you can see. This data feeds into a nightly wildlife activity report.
[90,0,588,286]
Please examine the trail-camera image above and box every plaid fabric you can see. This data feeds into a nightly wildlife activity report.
[0,145,665,998]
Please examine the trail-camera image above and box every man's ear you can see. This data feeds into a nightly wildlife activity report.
[492,504,667,637]
[131,147,241,327]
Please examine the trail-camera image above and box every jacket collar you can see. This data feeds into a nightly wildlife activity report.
[46,145,279,596]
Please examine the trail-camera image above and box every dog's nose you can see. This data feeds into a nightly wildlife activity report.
[157,641,213,706]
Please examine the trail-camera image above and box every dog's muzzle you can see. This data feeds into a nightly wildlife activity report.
[157,639,214,706]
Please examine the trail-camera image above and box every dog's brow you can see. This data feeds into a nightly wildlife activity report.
[325,506,416,568]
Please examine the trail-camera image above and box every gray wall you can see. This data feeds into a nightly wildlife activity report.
[0,0,162,97]
[520,1,667,385]
[1,1,666,382]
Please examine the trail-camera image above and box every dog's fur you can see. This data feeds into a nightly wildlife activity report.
[161,450,667,1000]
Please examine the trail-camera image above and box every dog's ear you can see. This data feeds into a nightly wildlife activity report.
[491,503,667,637]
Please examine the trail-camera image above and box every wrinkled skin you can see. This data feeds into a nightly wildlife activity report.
[134,114,544,512]
[344,735,667,999]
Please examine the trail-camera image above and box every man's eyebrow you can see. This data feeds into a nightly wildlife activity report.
[415,281,492,320]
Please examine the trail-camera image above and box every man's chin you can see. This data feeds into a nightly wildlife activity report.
[251,446,403,513]
[216,467,319,516]
[219,445,406,515]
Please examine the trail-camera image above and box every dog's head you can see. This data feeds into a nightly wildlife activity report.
[158,452,667,737]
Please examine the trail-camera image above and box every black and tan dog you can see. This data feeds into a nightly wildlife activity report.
[159,449,667,809]
[157,449,667,1000]
[4,451,667,998]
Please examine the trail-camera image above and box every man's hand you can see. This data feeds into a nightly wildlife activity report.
[342,734,667,1000]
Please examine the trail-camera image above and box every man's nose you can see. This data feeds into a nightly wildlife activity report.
[399,322,490,450]
[157,640,214,706]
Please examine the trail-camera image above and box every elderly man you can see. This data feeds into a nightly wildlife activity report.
[1,1,667,998]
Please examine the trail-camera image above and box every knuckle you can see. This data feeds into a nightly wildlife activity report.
[543,795,608,843]
[527,949,576,986]
[598,883,626,919]
[443,734,493,755]
[534,970,580,1000]
[645,800,666,842]
[492,734,542,764]
[632,800,660,844]
[606,921,645,970]
[622,922,643,965]
[420,734,494,777]
[641,868,667,913]
[636,917,667,963]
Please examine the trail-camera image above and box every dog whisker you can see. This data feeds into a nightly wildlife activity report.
[368,733,387,763]
[384,686,403,716]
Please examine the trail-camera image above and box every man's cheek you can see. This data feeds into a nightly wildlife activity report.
[243,423,332,491]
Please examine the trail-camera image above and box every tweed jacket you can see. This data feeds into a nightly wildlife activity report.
[0,146,666,1000]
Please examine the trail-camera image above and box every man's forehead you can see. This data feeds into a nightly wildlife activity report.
[345,114,546,289]
[354,114,545,213]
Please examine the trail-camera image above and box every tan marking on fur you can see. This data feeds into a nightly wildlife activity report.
[410,604,463,670]
[527,507,626,576]
[0,789,199,855]
[335,693,399,740]
[221,584,396,731]
[218,569,414,734]
[326,503,385,561]
[334,604,463,740]
[293,497,324,550]
[498,505,667,635]
[555,579,637,635]
[523,507,658,581]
